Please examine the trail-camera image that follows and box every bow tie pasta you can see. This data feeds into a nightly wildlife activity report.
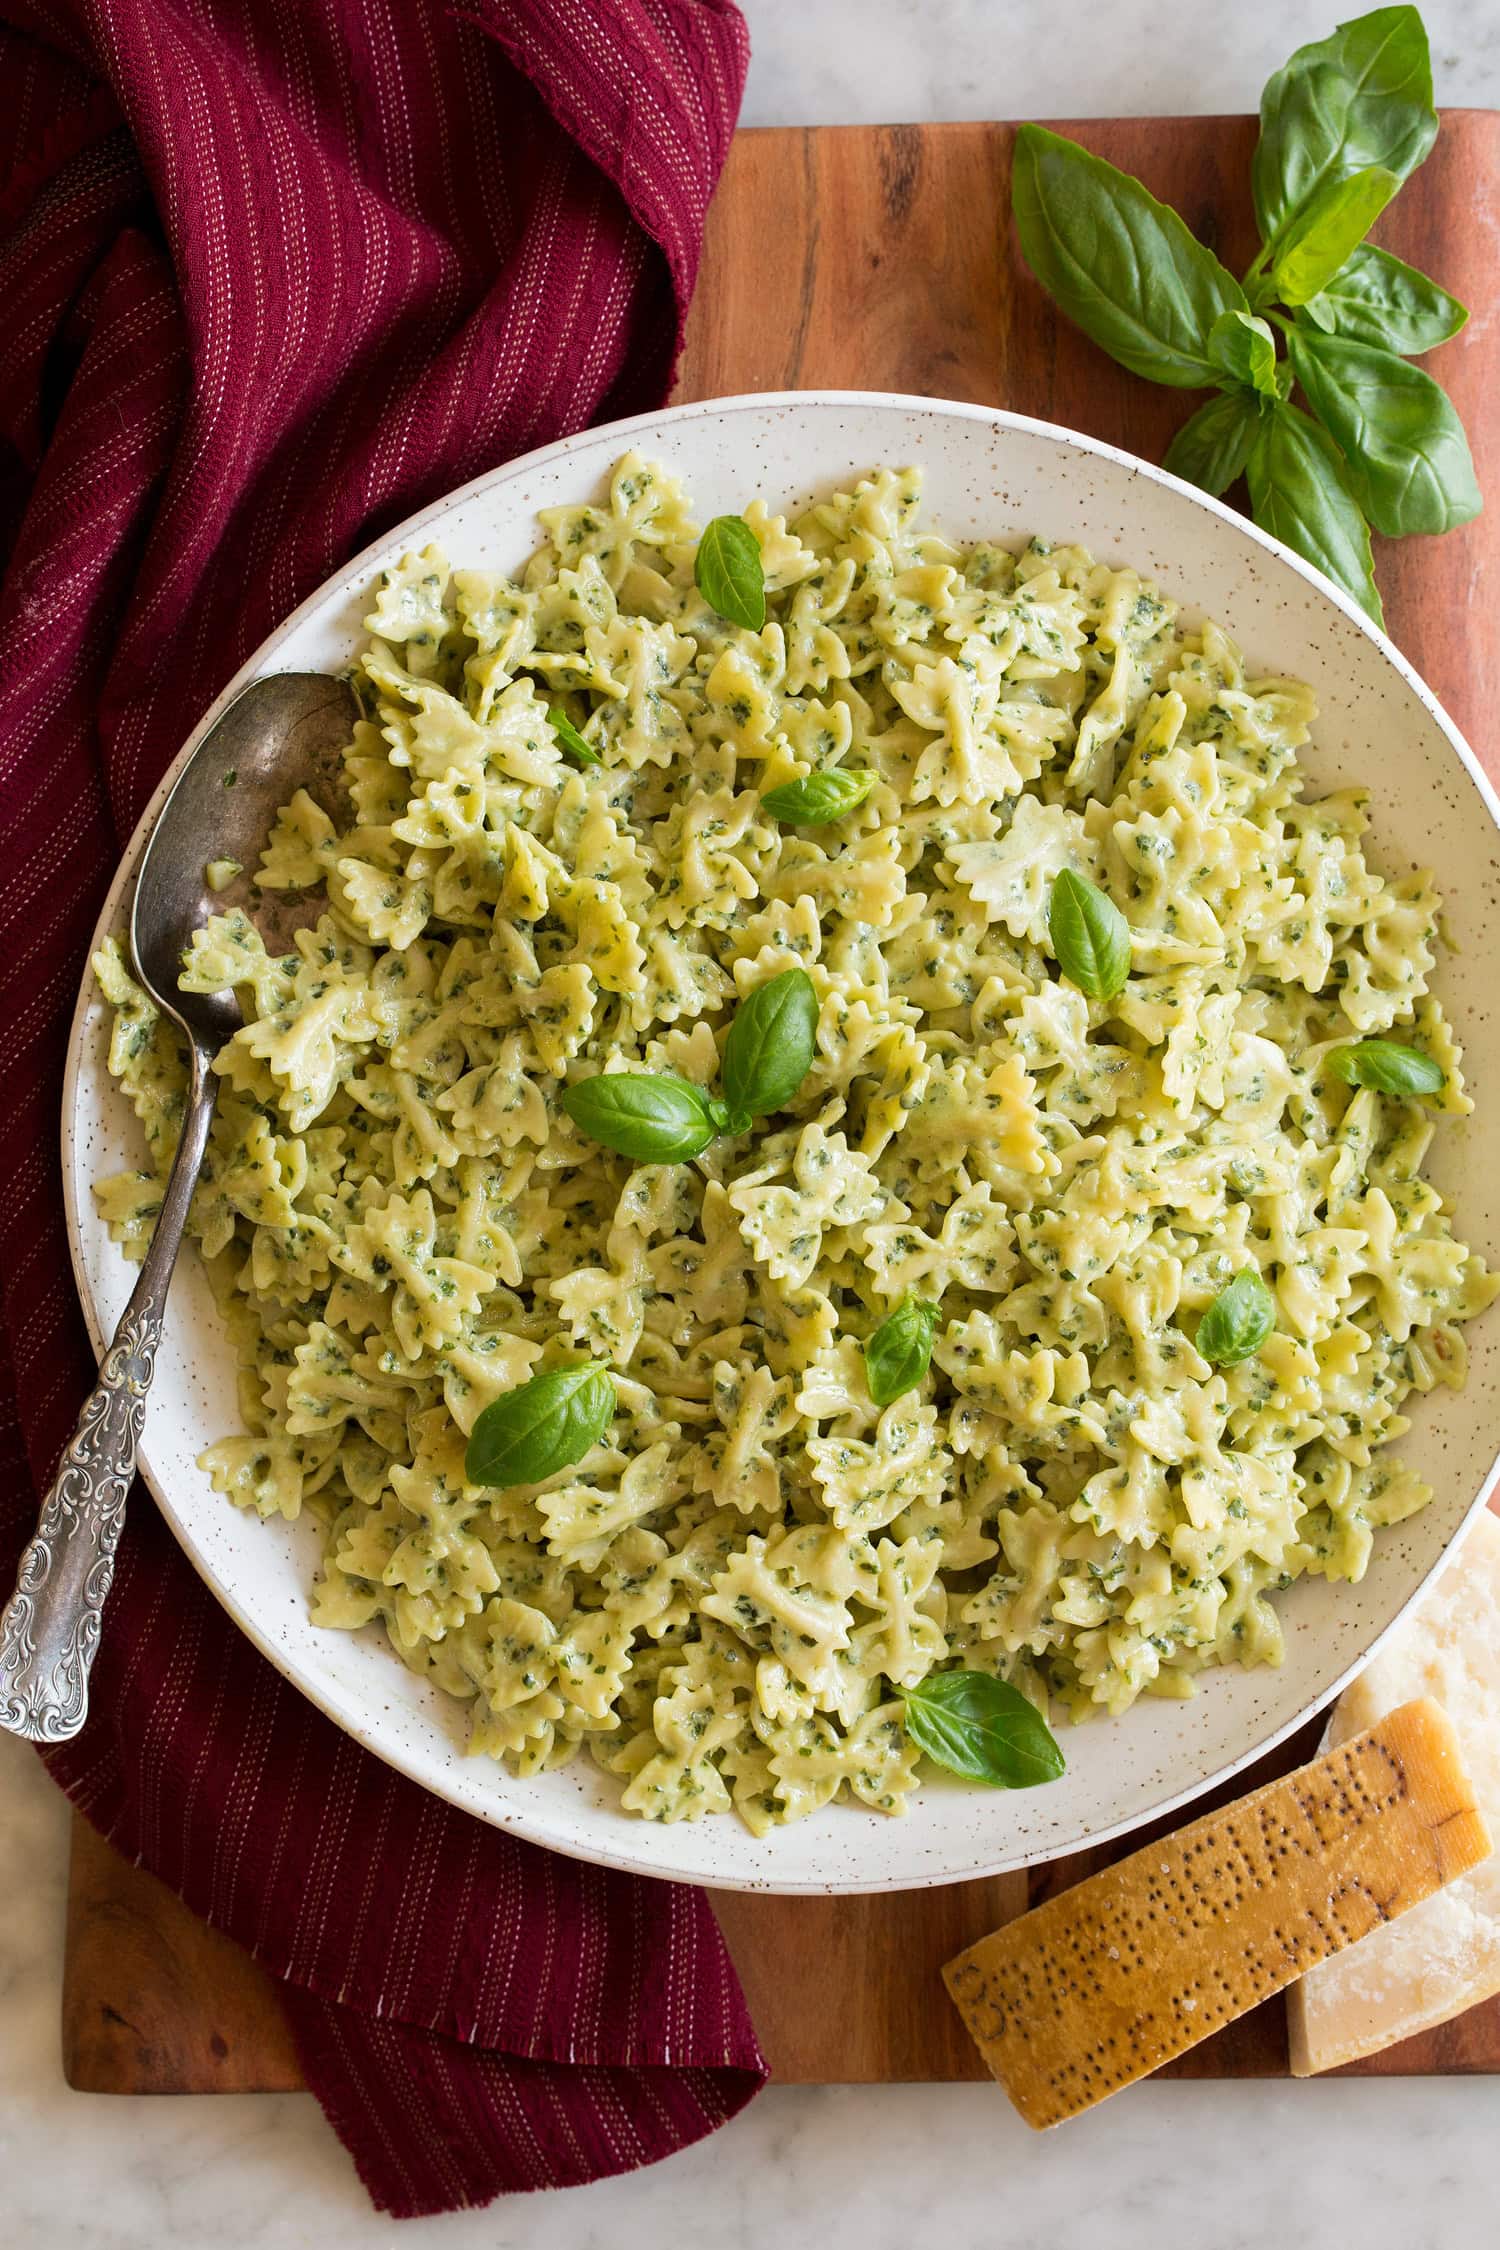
[94,454,1497,1832]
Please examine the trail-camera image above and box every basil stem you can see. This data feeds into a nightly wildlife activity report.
[1047,869,1131,1001]
[695,515,767,631]
[865,1297,940,1408]
[1196,1270,1277,1367]
[761,769,876,826]
[1328,1038,1445,1096]
[721,968,818,1119]
[902,1671,1065,1789]
[561,1073,720,1162]
[548,705,602,767]
[465,1363,616,1489]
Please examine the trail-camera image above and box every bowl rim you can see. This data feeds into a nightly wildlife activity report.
[60,388,1500,1892]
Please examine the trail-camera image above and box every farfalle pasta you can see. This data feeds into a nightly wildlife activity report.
[94,453,1496,1831]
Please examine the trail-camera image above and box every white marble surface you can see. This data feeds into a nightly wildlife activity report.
[5,1717,1500,2250]
[8,3,1500,2243]
[739,0,1500,124]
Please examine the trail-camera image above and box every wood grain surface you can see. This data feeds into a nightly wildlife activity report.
[61,112,1500,2095]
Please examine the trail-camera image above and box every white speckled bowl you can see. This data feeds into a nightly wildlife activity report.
[63,392,1500,1893]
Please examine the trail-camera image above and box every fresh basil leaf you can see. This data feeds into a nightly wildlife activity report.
[1163,392,1261,497]
[865,1297,940,1408]
[902,1671,1065,1789]
[548,705,601,767]
[465,1364,615,1489]
[1285,327,1480,536]
[1328,1037,1445,1095]
[760,769,876,826]
[721,967,818,1119]
[1195,1270,1276,1367]
[561,1073,719,1162]
[1303,243,1468,353]
[1246,401,1383,626]
[1207,309,1280,398]
[1048,869,1131,1000]
[1270,164,1398,305]
[695,514,766,630]
[1012,124,1248,388]
[1252,6,1437,246]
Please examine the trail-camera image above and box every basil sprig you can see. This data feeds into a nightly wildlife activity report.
[865,1297,940,1408]
[562,968,817,1164]
[1011,8,1478,627]
[1285,326,1480,534]
[1303,245,1466,353]
[548,705,602,767]
[1048,869,1131,1001]
[1246,405,1380,621]
[1251,5,1437,244]
[695,514,766,631]
[1013,125,1249,387]
[721,967,819,1119]
[761,769,876,826]
[902,1672,1065,1789]
[1163,390,1261,497]
[561,1073,723,1161]
[1329,1037,1445,1096]
[1196,1270,1277,1367]
[1206,309,1281,400]
[465,1363,616,1489]
[1268,165,1398,306]
[719,967,814,1116]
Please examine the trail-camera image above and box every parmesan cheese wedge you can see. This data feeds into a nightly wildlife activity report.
[944,1697,1489,2127]
[1289,1508,1500,2076]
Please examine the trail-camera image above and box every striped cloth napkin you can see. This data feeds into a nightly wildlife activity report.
[0,0,765,2216]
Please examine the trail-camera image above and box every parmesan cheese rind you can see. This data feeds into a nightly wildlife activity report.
[945,1697,1490,2126]
[1289,1507,1500,2075]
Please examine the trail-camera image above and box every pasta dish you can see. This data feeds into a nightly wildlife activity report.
[93,455,1496,1830]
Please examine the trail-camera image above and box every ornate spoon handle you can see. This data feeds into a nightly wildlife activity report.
[0,1049,217,1742]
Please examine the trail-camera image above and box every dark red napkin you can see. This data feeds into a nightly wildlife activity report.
[0,0,766,2217]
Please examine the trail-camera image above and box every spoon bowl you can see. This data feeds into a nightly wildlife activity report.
[132,671,359,1046]
[0,671,357,1743]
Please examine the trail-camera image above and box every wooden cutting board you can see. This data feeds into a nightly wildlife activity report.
[61,111,1500,2097]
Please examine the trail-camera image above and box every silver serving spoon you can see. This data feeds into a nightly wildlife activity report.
[0,671,358,1743]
